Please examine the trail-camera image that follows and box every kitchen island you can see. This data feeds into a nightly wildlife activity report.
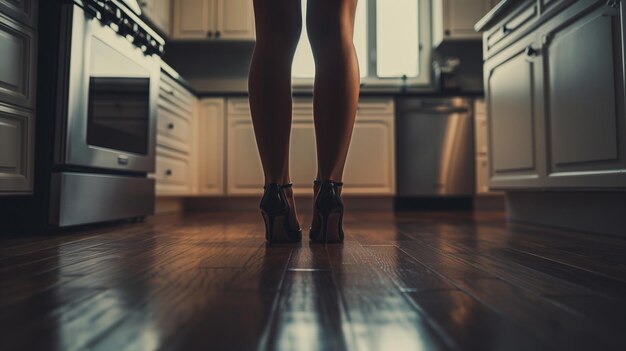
[476,0,626,235]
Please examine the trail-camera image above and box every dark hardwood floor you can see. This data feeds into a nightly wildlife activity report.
[1,209,626,350]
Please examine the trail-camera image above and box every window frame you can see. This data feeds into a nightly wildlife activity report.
[292,0,432,90]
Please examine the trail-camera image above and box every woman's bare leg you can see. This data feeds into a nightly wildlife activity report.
[307,0,359,217]
[248,0,302,229]
[307,0,360,186]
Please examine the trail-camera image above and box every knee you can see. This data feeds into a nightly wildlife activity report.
[307,13,351,48]
[255,15,302,52]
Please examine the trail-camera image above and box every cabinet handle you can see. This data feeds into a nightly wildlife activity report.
[207,31,213,38]
[500,25,510,35]
[525,46,539,57]
[167,122,175,130]
[606,0,619,8]
[163,87,175,96]
[215,31,221,38]
[165,169,173,176]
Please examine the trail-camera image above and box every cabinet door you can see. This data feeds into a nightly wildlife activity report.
[343,100,396,195]
[215,0,255,40]
[227,116,264,195]
[289,104,317,195]
[485,34,545,189]
[155,146,192,196]
[0,104,33,193]
[445,0,492,39]
[0,12,36,109]
[156,0,171,35]
[198,98,225,195]
[173,0,212,39]
[542,4,626,188]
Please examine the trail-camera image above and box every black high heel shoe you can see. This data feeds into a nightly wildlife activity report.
[309,179,344,244]
[260,183,302,244]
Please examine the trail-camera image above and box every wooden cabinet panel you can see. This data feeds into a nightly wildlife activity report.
[198,98,225,195]
[225,98,395,196]
[0,104,32,193]
[343,116,395,195]
[485,34,545,189]
[216,0,254,40]
[289,117,317,195]
[226,115,264,195]
[140,0,171,35]
[0,12,36,109]
[434,0,493,45]
[173,0,212,39]
[173,0,254,40]
[156,104,192,153]
[155,146,192,196]
[543,4,626,187]
[0,0,36,27]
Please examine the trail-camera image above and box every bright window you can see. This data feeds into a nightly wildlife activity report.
[292,0,429,84]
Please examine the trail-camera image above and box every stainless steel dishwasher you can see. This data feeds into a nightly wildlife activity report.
[396,97,475,198]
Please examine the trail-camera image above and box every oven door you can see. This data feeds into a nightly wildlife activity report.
[58,4,159,173]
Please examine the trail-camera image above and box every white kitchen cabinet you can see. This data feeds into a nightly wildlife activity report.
[197,98,225,195]
[155,71,198,196]
[433,0,494,46]
[226,98,395,196]
[155,145,193,195]
[226,110,264,196]
[172,0,254,40]
[139,0,171,35]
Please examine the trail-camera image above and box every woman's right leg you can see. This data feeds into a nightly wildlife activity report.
[249,0,302,230]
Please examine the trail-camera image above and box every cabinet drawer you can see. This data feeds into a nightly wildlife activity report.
[0,0,37,27]
[484,2,538,57]
[227,98,251,116]
[0,103,33,193]
[0,12,36,109]
[160,74,195,115]
[357,99,394,116]
[156,104,192,153]
[155,148,191,195]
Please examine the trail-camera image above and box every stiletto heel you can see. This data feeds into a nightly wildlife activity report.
[260,183,302,244]
[310,180,344,244]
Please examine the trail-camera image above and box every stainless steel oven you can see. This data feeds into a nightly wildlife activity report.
[48,0,164,227]
[56,0,161,173]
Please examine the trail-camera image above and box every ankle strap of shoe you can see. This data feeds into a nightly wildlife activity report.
[313,179,343,186]
[263,182,293,189]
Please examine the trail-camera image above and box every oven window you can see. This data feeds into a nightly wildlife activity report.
[86,37,151,155]
[87,77,150,155]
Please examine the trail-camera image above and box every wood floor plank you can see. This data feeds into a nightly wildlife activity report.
[1,209,624,350]
[405,290,550,351]
[263,271,353,351]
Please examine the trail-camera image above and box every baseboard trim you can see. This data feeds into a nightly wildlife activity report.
[506,191,626,237]
[155,197,185,214]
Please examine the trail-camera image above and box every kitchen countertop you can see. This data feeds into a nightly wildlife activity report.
[474,0,521,32]
[160,64,484,98]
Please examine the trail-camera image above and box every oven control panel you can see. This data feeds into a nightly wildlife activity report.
[81,0,165,57]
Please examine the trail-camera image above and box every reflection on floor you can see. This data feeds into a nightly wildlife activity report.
[1,210,626,350]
